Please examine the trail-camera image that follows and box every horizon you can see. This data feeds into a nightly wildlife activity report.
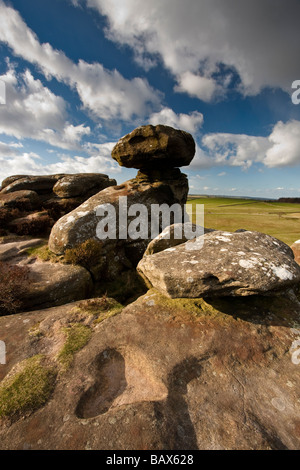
[0,0,300,199]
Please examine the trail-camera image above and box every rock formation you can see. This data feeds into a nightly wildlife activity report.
[48,125,194,278]
[0,173,116,237]
[1,125,300,450]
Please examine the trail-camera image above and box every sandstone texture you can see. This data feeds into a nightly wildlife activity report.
[0,238,93,311]
[111,125,195,169]
[138,230,300,297]
[52,173,116,199]
[0,290,300,450]
[21,260,93,310]
[144,223,213,256]
[291,240,300,265]
[0,173,116,237]
[0,190,40,210]
[1,175,63,195]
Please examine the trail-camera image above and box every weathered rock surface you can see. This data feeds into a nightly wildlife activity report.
[0,190,40,210]
[8,211,54,235]
[0,173,118,236]
[20,259,93,311]
[1,175,64,195]
[0,290,300,450]
[1,175,29,190]
[0,237,93,311]
[145,223,214,256]
[291,240,300,265]
[52,174,116,199]
[138,230,300,297]
[0,238,45,262]
[111,125,195,169]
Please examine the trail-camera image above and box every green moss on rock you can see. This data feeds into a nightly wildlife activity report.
[27,244,64,263]
[57,323,92,370]
[0,355,57,419]
[74,297,123,324]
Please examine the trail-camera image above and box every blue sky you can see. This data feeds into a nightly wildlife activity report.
[0,0,300,198]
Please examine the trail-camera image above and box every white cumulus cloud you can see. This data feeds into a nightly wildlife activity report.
[0,66,90,150]
[149,108,204,134]
[0,0,161,122]
[83,0,300,100]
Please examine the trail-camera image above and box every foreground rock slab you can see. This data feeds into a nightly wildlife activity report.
[138,230,300,297]
[0,290,300,450]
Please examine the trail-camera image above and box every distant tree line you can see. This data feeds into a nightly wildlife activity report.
[278,198,300,203]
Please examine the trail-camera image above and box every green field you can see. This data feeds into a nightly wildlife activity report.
[187,197,300,246]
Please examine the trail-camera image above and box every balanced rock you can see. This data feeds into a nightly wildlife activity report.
[52,173,117,199]
[291,240,300,264]
[138,230,300,297]
[111,125,195,169]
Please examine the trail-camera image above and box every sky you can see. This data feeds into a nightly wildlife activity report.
[0,0,300,198]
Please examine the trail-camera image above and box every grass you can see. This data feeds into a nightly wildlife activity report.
[187,197,300,246]
[74,296,123,323]
[57,323,92,371]
[0,355,57,419]
[26,244,64,263]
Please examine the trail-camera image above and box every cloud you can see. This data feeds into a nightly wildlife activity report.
[0,140,121,184]
[149,107,204,134]
[0,0,161,122]
[190,120,300,170]
[201,132,270,169]
[264,120,300,167]
[174,72,218,102]
[83,0,300,99]
[0,66,90,150]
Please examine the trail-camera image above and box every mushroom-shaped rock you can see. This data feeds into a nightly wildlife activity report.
[111,125,195,169]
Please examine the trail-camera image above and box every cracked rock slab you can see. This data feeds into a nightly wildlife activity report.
[137,230,300,297]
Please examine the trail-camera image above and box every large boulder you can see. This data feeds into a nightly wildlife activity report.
[111,125,195,169]
[137,230,300,298]
[0,190,40,210]
[49,171,189,276]
[52,174,117,198]
[0,290,300,450]
[20,259,93,311]
[0,175,64,195]
[1,175,28,190]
